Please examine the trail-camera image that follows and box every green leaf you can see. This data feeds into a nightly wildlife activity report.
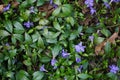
[11,36,16,44]
[69,31,78,40]
[40,56,51,63]
[36,0,44,6]
[62,4,72,17]
[53,21,61,31]
[16,70,29,80]
[5,20,13,33]
[13,34,24,42]
[46,38,57,43]
[77,26,83,33]
[0,30,10,37]
[33,71,44,80]
[32,32,40,42]
[43,31,61,39]
[104,42,111,54]
[66,17,74,26]
[27,0,36,4]
[52,45,62,58]
[13,21,25,34]
[37,35,45,48]
[94,37,105,45]
[23,58,32,66]
[52,7,61,16]
[9,49,17,58]
[39,19,49,25]
[77,73,92,79]
[85,27,95,33]
[25,33,32,44]
[107,72,118,80]
[54,0,61,5]
[101,28,111,37]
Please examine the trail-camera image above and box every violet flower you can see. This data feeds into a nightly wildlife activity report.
[104,2,110,8]
[40,65,48,72]
[51,58,57,66]
[85,0,94,7]
[3,4,11,12]
[89,35,94,42]
[77,65,83,72]
[50,0,53,5]
[49,0,58,9]
[5,43,10,46]
[29,6,35,13]
[75,42,86,53]
[90,7,96,15]
[76,57,81,63]
[111,0,120,2]
[23,21,33,28]
[109,65,119,74]
[61,49,70,58]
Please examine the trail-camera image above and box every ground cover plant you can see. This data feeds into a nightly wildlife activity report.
[0,0,120,80]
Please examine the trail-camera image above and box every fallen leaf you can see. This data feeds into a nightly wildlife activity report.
[95,32,118,55]
[0,5,4,13]
[12,1,20,8]
[39,2,55,18]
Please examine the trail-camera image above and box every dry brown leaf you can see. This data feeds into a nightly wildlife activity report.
[12,1,20,8]
[95,32,118,55]
[0,5,4,13]
[39,3,55,18]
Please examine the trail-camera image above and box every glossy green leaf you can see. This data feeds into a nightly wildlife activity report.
[52,7,61,16]
[9,49,17,58]
[37,35,45,48]
[32,32,40,42]
[40,56,51,63]
[0,30,10,37]
[33,71,44,80]
[13,34,24,42]
[23,58,32,66]
[5,20,13,33]
[104,42,111,54]
[37,0,44,6]
[25,33,32,44]
[52,45,62,58]
[53,21,61,31]
[13,21,25,34]
[16,70,29,80]
[66,17,74,26]
[77,73,92,79]
[101,29,111,37]
[62,4,72,16]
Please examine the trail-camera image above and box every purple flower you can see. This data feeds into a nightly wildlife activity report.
[5,43,10,46]
[85,0,94,7]
[40,65,48,72]
[23,21,33,28]
[90,7,96,15]
[112,0,120,2]
[76,57,81,63]
[109,64,119,74]
[89,35,94,42]
[3,4,11,12]
[75,42,86,53]
[62,49,70,58]
[77,65,83,72]
[51,58,57,66]
[49,0,58,9]
[104,2,110,8]
[53,66,57,69]
[53,4,58,9]
[50,0,53,4]
[29,6,35,13]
